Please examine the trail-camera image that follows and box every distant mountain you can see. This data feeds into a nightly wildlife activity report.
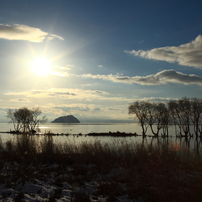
[51,115,80,123]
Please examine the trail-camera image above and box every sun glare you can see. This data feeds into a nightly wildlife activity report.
[30,57,51,76]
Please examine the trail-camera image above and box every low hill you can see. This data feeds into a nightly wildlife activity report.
[51,115,80,123]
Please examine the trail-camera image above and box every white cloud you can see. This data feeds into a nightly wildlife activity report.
[0,24,64,42]
[125,35,202,68]
[82,69,202,85]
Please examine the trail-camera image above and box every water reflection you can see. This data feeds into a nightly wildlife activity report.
[0,123,202,153]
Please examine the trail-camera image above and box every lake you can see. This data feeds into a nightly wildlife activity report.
[0,122,143,142]
[0,122,201,152]
[0,122,140,134]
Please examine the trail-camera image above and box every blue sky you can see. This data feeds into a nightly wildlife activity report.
[0,0,202,122]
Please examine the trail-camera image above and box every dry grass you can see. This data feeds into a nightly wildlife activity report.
[0,134,202,201]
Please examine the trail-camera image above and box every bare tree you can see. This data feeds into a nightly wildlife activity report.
[7,107,47,133]
[168,100,178,136]
[7,109,20,132]
[29,108,47,132]
[159,103,170,137]
[146,103,158,136]
[190,98,202,137]
[152,103,170,137]
[129,101,150,135]
[169,98,194,137]
[179,98,192,137]
[142,102,169,137]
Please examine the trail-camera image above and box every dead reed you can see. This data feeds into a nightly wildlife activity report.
[0,134,202,201]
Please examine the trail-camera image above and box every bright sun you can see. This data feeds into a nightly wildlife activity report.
[30,57,51,76]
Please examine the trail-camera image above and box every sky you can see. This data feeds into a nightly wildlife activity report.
[0,0,202,123]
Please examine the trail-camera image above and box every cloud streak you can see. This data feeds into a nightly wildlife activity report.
[9,98,30,102]
[5,88,109,100]
[0,24,64,42]
[82,69,202,85]
[125,35,202,68]
[5,88,134,104]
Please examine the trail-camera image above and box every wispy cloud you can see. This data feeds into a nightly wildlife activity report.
[5,88,109,100]
[47,65,72,77]
[0,24,64,42]
[5,88,134,104]
[9,98,30,102]
[82,69,202,85]
[125,35,202,68]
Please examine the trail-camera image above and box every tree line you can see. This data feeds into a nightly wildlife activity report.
[128,97,202,137]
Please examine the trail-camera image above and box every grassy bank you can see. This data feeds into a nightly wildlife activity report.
[0,134,202,201]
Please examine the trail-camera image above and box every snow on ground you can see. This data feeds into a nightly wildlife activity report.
[0,162,144,202]
[0,159,201,202]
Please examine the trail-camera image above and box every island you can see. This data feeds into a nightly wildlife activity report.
[51,115,80,123]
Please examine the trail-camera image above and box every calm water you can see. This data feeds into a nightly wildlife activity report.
[0,122,143,142]
[0,123,201,152]
[0,122,141,134]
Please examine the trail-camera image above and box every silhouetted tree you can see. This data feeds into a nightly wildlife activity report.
[178,97,192,137]
[7,107,47,133]
[151,103,170,137]
[168,98,192,137]
[159,103,170,136]
[168,100,178,136]
[146,102,158,136]
[129,101,150,135]
[190,98,202,136]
